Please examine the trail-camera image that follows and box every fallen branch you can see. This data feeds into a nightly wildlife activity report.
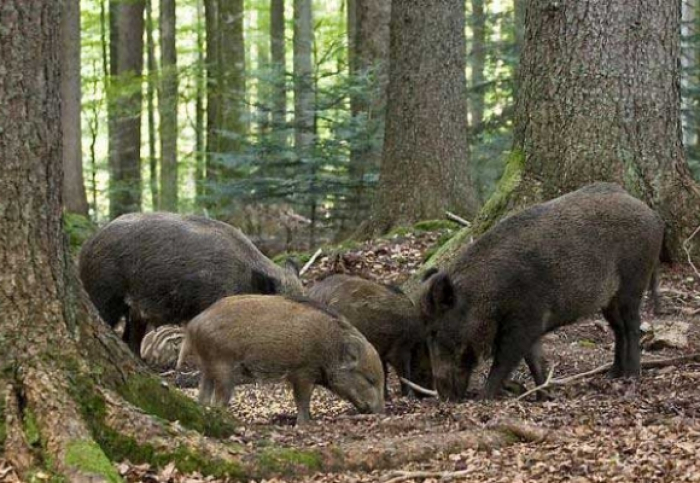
[383,469,472,483]
[683,224,700,279]
[446,211,471,227]
[514,353,700,399]
[515,364,556,401]
[299,248,323,276]
[399,377,438,397]
[487,418,550,443]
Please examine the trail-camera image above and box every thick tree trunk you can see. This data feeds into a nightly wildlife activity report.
[159,0,179,211]
[474,0,700,263]
[270,0,287,142]
[293,0,314,156]
[109,0,145,218]
[61,0,89,216]
[366,0,478,235]
[347,0,391,226]
[205,0,246,203]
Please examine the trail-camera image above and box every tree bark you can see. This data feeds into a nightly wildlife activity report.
[366,0,478,235]
[160,0,179,211]
[471,0,700,263]
[195,0,206,202]
[293,0,314,156]
[347,0,391,226]
[146,0,159,209]
[270,0,287,142]
[109,0,145,218]
[61,0,89,216]
[469,0,487,132]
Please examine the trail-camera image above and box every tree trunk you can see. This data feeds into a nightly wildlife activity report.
[205,0,246,202]
[160,0,179,211]
[146,0,159,210]
[465,0,700,265]
[469,0,486,133]
[293,0,314,156]
[195,0,206,202]
[109,0,145,219]
[366,0,478,235]
[270,0,287,143]
[61,0,89,216]
[347,0,391,226]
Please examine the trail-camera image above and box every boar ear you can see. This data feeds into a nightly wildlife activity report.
[284,258,300,276]
[421,267,440,282]
[251,269,278,295]
[339,339,362,370]
[422,272,456,318]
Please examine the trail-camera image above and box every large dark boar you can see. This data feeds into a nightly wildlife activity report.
[177,295,385,424]
[79,213,303,354]
[307,274,430,397]
[419,183,665,400]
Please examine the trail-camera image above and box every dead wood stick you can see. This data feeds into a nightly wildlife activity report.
[446,211,471,227]
[299,248,322,276]
[399,377,438,397]
[515,364,556,401]
[383,469,472,483]
[683,224,700,279]
[516,353,700,399]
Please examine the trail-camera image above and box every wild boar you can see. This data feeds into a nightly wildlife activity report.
[79,212,303,354]
[177,295,385,424]
[419,183,665,400]
[307,274,430,397]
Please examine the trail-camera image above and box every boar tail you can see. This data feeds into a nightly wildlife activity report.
[176,334,191,370]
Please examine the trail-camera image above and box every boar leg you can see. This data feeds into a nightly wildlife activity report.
[290,377,314,425]
[211,364,235,407]
[382,362,391,400]
[619,298,642,377]
[483,325,537,400]
[602,300,627,378]
[198,372,215,406]
[524,340,551,401]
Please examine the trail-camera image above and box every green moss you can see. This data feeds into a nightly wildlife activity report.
[255,447,323,476]
[70,373,243,480]
[119,375,236,438]
[23,408,41,447]
[65,440,121,483]
[413,219,461,232]
[63,213,97,255]
[474,149,525,236]
[578,339,597,349]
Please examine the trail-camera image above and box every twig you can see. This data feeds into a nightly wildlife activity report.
[683,224,700,279]
[514,353,700,399]
[446,211,471,227]
[299,248,322,276]
[399,377,438,397]
[515,364,556,401]
[383,469,472,483]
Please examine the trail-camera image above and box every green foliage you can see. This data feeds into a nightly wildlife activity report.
[63,212,97,254]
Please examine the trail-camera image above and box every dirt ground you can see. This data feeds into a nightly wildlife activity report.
[2,230,699,483]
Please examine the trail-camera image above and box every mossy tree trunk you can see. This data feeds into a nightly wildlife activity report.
[405,0,700,295]
[366,0,478,236]
[488,0,700,262]
[159,0,179,211]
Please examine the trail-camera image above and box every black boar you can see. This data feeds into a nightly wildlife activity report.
[79,212,303,354]
[177,295,385,424]
[307,274,430,397]
[419,183,665,400]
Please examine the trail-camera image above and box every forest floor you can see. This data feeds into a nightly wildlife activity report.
[3,228,700,483]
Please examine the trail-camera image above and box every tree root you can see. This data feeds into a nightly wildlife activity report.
[4,366,119,482]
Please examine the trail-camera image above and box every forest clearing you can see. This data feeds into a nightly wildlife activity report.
[3,0,700,482]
